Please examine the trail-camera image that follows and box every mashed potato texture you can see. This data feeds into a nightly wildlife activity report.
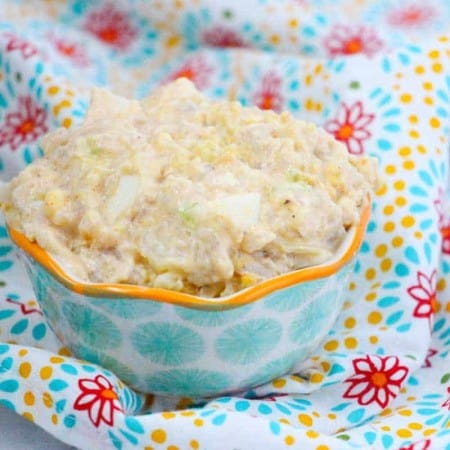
[4,79,378,297]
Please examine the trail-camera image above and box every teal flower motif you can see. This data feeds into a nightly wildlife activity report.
[94,297,162,319]
[433,317,450,348]
[121,387,144,417]
[178,8,277,53]
[175,303,251,327]
[242,348,309,388]
[32,267,61,325]
[131,322,204,365]
[62,300,122,350]
[409,159,446,239]
[0,43,51,170]
[364,1,450,37]
[324,83,403,156]
[396,157,448,281]
[263,279,328,312]
[0,224,14,273]
[0,344,9,355]
[0,356,13,373]
[0,379,19,393]
[370,282,413,333]
[215,318,282,365]
[60,1,159,69]
[288,291,340,343]
[70,343,139,388]
[145,369,231,397]
[48,379,69,392]
[10,318,28,335]
[138,48,229,100]
[236,55,302,116]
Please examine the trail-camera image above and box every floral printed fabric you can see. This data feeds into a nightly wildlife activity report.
[0,1,450,449]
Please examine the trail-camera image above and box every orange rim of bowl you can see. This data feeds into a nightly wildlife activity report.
[8,198,370,311]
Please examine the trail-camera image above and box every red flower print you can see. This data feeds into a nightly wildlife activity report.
[166,55,213,90]
[202,26,247,48]
[73,375,122,427]
[324,101,374,155]
[433,190,450,255]
[49,34,89,67]
[323,25,383,57]
[433,188,445,225]
[2,32,38,58]
[387,4,436,28]
[5,297,42,316]
[441,385,450,410]
[407,270,437,323]
[262,393,289,402]
[84,3,137,50]
[343,355,408,409]
[0,96,48,151]
[422,348,438,368]
[399,440,432,450]
[252,72,283,112]
[440,220,450,254]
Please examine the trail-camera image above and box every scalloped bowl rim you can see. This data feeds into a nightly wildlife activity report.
[7,198,370,311]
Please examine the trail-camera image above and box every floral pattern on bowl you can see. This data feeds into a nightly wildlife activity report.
[7,202,370,397]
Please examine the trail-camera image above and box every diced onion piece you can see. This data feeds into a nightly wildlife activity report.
[106,175,139,221]
[210,193,261,231]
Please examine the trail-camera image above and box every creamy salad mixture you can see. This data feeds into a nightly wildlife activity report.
[3,79,378,297]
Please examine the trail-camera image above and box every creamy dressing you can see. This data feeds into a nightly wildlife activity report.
[4,79,378,297]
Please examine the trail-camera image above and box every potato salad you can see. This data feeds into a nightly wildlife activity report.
[3,79,378,297]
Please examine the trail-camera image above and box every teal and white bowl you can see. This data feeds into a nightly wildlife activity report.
[7,202,370,398]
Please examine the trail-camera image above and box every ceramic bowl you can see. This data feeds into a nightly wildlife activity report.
[7,201,370,398]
